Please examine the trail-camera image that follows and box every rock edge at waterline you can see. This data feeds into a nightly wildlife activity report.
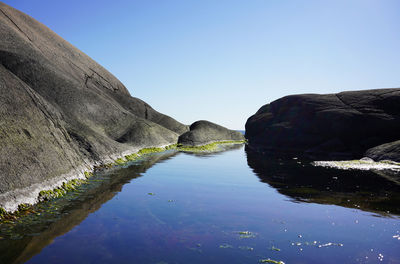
[0,140,245,216]
[0,2,241,213]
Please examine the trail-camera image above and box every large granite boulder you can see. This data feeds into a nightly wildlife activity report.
[245,88,400,159]
[178,120,244,146]
[0,2,188,210]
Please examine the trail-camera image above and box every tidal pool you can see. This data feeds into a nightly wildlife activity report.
[1,145,400,263]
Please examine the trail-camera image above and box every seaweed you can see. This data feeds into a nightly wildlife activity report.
[259,259,285,264]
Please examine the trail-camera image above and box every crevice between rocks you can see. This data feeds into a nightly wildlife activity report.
[335,94,363,114]
[0,7,34,43]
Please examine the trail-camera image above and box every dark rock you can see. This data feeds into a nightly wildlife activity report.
[178,120,244,146]
[245,88,400,159]
[245,147,400,216]
[0,2,188,210]
[365,140,400,162]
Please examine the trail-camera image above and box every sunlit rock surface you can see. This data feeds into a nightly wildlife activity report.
[178,120,244,147]
[0,2,188,210]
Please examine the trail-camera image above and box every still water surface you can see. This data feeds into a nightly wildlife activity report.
[1,145,399,263]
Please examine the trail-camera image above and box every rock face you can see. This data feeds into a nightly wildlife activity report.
[365,140,400,162]
[0,2,189,210]
[246,88,400,160]
[178,120,244,146]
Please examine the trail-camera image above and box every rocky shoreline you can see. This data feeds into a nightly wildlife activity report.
[0,2,244,213]
[0,139,245,215]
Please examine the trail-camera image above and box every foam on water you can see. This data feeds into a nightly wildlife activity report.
[312,157,400,171]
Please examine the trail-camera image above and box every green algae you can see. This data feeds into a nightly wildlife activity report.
[125,153,138,161]
[0,203,39,221]
[177,140,245,152]
[236,231,257,239]
[111,141,245,168]
[271,246,281,251]
[0,207,6,214]
[114,158,126,165]
[219,243,233,249]
[178,144,217,152]
[138,147,165,155]
[240,234,256,239]
[1,140,245,222]
[0,207,8,219]
[38,178,87,201]
[17,203,30,211]
[259,259,285,264]
[380,160,400,165]
[165,144,178,150]
[112,146,174,167]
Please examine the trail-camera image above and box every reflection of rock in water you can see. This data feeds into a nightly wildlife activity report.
[182,143,244,158]
[245,146,400,216]
[0,151,179,264]
[365,170,400,186]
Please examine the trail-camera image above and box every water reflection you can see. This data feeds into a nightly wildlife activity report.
[0,151,179,264]
[245,146,400,217]
[2,145,399,264]
[182,143,244,158]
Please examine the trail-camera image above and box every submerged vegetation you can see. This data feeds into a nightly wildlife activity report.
[177,140,246,152]
[0,178,91,221]
[0,203,38,222]
[1,142,399,263]
[236,230,257,239]
[38,178,88,201]
[259,259,285,264]
[0,140,245,220]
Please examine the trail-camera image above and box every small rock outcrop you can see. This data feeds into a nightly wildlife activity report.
[178,120,244,146]
[365,140,400,162]
[245,88,400,160]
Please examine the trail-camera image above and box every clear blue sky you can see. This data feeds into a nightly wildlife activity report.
[4,0,400,129]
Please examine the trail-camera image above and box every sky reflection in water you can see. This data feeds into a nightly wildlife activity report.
[1,145,400,264]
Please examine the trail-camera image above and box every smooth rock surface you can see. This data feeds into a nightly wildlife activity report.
[245,88,400,159]
[0,2,188,210]
[365,140,400,162]
[178,120,244,146]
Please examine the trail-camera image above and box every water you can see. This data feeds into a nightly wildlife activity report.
[1,145,400,264]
